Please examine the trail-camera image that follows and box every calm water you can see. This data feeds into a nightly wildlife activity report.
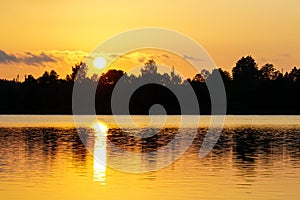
[0,115,300,200]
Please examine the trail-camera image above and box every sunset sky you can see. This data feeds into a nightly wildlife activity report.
[1,0,300,80]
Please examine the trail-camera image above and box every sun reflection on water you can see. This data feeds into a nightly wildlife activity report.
[92,121,108,185]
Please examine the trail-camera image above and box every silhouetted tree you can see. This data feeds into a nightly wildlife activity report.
[1,57,300,114]
[24,75,37,84]
[192,69,211,83]
[90,73,99,83]
[49,70,59,81]
[141,59,158,76]
[208,68,231,83]
[232,56,259,82]
[99,69,125,85]
[259,63,280,81]
[170,67,182,85]
[285,67,300,82]
[65,62,87,83]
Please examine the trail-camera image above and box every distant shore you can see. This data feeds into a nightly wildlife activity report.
[1,57,300,116]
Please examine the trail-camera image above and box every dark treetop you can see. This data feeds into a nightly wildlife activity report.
[1,57,300,115]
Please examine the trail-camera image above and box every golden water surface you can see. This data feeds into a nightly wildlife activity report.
[0,115,299,200]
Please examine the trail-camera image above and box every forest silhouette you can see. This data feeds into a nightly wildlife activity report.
[1,56,300,115]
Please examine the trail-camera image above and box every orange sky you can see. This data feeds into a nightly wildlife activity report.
[1,0,300,80]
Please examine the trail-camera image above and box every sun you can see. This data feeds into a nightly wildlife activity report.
[93,121,108,135]
[93,57,106,69]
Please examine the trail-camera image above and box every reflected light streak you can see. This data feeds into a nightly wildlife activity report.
[92,121,108,185]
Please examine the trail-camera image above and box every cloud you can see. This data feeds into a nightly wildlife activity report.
[183,55,202,62]
[0,49,57,66]
[161,54,170,59]
[108,52,122,58]
[84,52,123,64]
[138,56,146,63]
[119,52,152,64]
[259,54,292,65]
[22,52,56,66]
[84,51,176,65]
[278,53,290,58]
[46,50,87,64]
[0,50,18,63]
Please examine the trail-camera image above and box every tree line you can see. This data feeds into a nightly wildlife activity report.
[1,56,300,114]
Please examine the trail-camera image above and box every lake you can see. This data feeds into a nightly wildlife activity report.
[0,115,299,200]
